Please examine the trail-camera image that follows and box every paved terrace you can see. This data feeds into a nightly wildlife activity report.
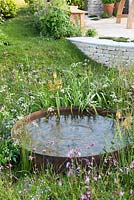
[68,16,134,67]
[85,16,134,40]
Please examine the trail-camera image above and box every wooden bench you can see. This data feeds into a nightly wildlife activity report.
[116,0,134,29]
[69,6,86,30]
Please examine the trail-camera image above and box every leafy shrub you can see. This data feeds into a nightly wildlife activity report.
[66,0,85,10]
[34,1,81,39]
[86,28,98,37]
[0,0,17,18]
[0,138,19,166]
[24,0,44,13]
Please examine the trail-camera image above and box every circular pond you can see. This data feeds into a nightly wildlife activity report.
[12,107,128,169]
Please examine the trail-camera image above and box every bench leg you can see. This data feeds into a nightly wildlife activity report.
[116,0,126,23]
[126,0,134,28]
[70,14,79,25]
[80,14,85,30]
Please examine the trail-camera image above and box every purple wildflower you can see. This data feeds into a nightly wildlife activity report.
[85,176,90,184]
[67,148,81,158]
[119,190,124,196]
[66,161,70,169]
[81,194,87,200]
[93,176,98,181]
[67,168,74,176]
[81,190,90,200]
[6,163,12,169]
[130,161,134,169]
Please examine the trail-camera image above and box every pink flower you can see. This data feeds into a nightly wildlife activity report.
[66,161,70,168]
[28,155,34,161]
[93,176,97,181]
[32,147,36,153]
[130,161,134,169]
[119,190,124,196]
[81,194,87,200]
[67,149,73,158]
[85,176,90,184]
[67,168,74,176]
[86,191,90,198]
[81,191,90,200]
[6,163,12,169]
[67,149,81,158]
[130,189,133,195]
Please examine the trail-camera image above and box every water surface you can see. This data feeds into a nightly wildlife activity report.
[25,115,127,157]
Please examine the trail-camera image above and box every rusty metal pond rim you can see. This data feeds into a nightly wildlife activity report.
[11,106,126,171]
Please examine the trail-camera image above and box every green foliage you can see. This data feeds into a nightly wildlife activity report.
[0,0,17,18]
[0,29,8,45]
[99,36,130,42]
[0,13,4,23]
[102,0,116,4]
[66,0,85,10]
[0,138,19,166]
[86,28,98,37]
[24,0,45,14]
[100,11,111,18]
[34,1,81,39]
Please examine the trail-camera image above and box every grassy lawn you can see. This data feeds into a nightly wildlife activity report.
[0,9,88,68]
[0,5,134,200]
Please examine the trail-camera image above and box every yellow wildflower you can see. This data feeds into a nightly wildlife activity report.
[116,111,121,119]
[48,80,53,91]
[53,72,57,79]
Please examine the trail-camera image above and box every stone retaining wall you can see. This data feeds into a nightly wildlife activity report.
[68,37,134,67]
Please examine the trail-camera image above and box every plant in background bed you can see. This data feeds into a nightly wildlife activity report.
[0,0,17,18]
[66,0,85,10]
[113,0,120,16]
[24,0,46,14]
[86,28,98,37]
[34,0,81,39]
[102,0,116,17]
[0,137,19,167]
[100,11,111,18]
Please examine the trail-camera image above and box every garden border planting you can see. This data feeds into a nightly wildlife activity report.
[68,37,134,67]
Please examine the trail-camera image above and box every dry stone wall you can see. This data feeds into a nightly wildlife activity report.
[68,37,134,67]
[88,0,104,16]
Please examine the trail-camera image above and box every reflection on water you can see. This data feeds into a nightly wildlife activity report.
[25,115,127,157]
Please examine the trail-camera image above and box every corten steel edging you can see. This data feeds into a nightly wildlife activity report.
[12,106,124,171]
